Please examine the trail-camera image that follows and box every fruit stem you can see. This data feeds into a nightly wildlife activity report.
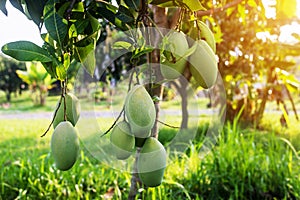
[100,107,125,137]
[128,68,135,92]
[41,80,67,137]
[62,80,67,122]
[175,8,184,31]
[194,18,201,41]
[40,94,63,137]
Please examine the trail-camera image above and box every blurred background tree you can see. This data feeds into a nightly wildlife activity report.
[0,55,26,103]
[195,0,300,127]
[16,62,54,106]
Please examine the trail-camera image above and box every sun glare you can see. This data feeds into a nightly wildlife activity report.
[298,0,300,18]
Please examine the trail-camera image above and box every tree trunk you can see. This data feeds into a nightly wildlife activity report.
[255,67,275,127]
[5,90,11,102]
[127,4,169,199]
[170,79,189,129]
[128,148,142,199]
[179,78,189,129]
[40,93,46,106]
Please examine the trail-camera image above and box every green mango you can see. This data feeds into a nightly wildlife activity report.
[51,121,79,171]
[137,137,167,187]
[160,31,189,79]
[189,40,218,89]
[125,85,156,138]
[53,93,80,128]
[110,121,135,160]
[197,20,216,53]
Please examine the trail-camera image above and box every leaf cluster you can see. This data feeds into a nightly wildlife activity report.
[1,0,101,80]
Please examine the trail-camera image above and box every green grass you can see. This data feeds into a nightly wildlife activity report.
[0,115,300,199]
[261,112,300,150]
[0,91,60,113]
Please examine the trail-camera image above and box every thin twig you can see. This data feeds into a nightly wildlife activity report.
[175,8,184,31]
[145,15,164,38]
[194,13,201,40]
[157,119,180,129]
[66,0,77,20]
[40,96,62,137]
[101,69,137,137]
[128,64,135,92]
[100,107,125,137]
[40,84,65,137]
[196,0,243,17]
[63,80,67,121]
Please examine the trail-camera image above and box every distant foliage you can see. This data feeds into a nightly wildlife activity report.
[0,56,26,102]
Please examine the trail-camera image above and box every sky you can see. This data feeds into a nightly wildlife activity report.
[0,1,300,49]
[0,2,43,48]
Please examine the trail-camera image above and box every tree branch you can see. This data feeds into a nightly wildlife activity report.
[40,82,65,137]
[196,0,244,17]
[128,148,143,200]
[157,119,180,129]
[100,107,124,137]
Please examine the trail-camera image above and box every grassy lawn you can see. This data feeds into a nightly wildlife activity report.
[0,88,300,199]
[0,114,300,199]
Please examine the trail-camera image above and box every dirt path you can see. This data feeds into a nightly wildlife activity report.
[0,109,214,119]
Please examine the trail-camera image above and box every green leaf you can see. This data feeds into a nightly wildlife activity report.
[0,0,7,15]
[74,42,94,62]
[69,24,78,38]
[75,20,89,35]
[131,46,154,60]
[2,41,52,62]
[63,53,71,71]
[182,0,206,11]
[9,0,24,14]
[16,70,31,84]
[73,2,85,12]
[113,41,133,50]
[116,5,135,23]
[150,0,176,7]
[56,64,67,81]
[75,30,100,47]
[88,14,101,35]
[74,42,96,76]
[82,50,96,76]
[41,62,56,78]
[124,0,140,10]
[24,0,46,26]
[95,3,129,31]
[178,43,198,60]
[44,0,68,47]
[57,2,71,17]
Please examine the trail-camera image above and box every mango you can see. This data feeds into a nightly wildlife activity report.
[125,85,155,138]
[189,40,218,89]
[137,137,167,187]
[110,121,135,160]
[51,121,79,171]
[53,93,80,128]
[160,31,189,79]
[198,20,216,53]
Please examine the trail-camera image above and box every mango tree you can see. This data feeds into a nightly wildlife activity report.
[205,0,300,126]
[16,62,54,105]
[0,55,25,102]
[1,0,220,199]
